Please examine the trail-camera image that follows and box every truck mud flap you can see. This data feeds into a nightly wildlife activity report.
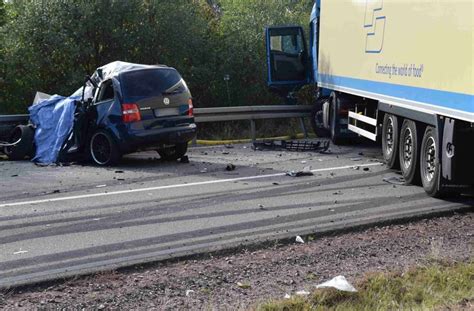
[439,117,474,193]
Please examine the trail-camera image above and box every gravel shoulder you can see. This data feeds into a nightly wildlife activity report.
[1,212,472,310]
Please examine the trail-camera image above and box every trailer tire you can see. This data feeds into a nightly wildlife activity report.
[330,93,342,145]
[420,126,445,197]
[382,114,399,169]
[4,125,35,161]
[310,97,330,138]
[399,119,421,185]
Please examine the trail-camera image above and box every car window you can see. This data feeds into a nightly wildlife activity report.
[96,81,114,102]
[121,68,184,98]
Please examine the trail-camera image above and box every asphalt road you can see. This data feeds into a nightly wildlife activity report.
[0,141,472,288]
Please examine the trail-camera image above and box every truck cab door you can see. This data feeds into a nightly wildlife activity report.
[265,26,309,95]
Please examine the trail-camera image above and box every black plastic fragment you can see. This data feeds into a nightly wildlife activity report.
[252,139,330,153]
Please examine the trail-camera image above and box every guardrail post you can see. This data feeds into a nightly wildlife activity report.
[250,119,256,143]
[299,117,308,138]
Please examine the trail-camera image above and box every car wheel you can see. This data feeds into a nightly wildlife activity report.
[4,125,35,161]
[399,119,421,185]
[382,114,399,169]
[89,130,121,166]
[158,143,188,161]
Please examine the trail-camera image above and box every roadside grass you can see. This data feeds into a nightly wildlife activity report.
[257,261,473,311]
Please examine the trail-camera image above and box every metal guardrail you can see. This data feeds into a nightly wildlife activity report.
[194,105,312,141]
[0,105,313,141]
[194,105,311,122]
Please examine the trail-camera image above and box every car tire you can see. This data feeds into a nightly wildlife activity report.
[158,143,188,161]
[399,119,421,185]
[89,130,121,166]
[4,125,35,161]
[310,96,330,138]
[382,114,400,169]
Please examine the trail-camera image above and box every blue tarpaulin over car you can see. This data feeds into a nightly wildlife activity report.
[29,95,78,164]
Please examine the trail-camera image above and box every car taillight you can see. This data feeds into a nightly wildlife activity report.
[188,98,194,117]
[122,103,141,123]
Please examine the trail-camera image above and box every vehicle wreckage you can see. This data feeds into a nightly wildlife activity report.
[2,61,196,166]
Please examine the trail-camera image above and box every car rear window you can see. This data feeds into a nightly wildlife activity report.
[121,68,183,98]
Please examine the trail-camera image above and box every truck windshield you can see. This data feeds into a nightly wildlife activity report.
[121,68,183,98]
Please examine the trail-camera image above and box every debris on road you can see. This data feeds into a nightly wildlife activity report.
[295,236,305,244]
[296,290,310,296]
[237,282,251,289]
[224,144,234,149]
[383,175,406,185]
[185,290,195,297]
[316,275,357,292]
[350,157,362,161]
[286,170,314,177]
[13,249,28,255]
[284,294,291,299]
[114,170,124,174]
[225,163,236,171]
[253,139,330,153]
[96,184,107,188]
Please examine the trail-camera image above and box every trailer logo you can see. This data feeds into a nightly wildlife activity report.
[364,0,386,53]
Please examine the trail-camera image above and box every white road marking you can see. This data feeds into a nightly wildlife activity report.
[0,163,383,208]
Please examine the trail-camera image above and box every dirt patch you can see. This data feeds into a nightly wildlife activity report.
[1,212,472,310]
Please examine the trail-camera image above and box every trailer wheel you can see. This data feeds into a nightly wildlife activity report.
[4,125,35,161]
[89,130,121,166]
[399,119,421,185]
[310,96,330,138]
[420,126,444,197]
[382,114,399,169]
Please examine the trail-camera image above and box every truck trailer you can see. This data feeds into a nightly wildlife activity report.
[265,0,474,197]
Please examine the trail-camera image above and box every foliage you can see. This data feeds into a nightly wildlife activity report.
[0,0,313,114]
[258,261,474,311]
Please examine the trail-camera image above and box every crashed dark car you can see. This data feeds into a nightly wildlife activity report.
[3,62,196,166]
[74,62,196,165]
